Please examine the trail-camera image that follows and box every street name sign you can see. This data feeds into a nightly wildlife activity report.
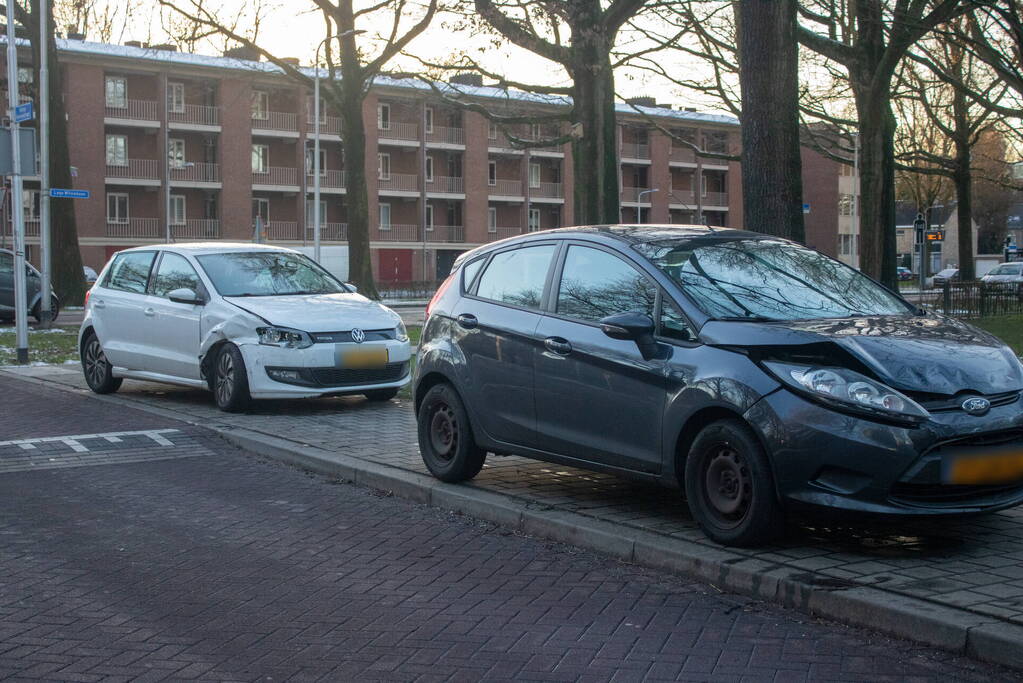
[50,188,90,199]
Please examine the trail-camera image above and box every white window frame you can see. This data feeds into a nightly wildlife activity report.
[379,202,392,230]
[488,121,498,140]
[17,66,32,84]
[105,134,127,166]
[377,102,391,130]
[105,76,127,108]
[305,146,327,176]
[106,192,129,223]
[170,194,186,226]
[528,208,540,232]
[530,123,541,140]
[305,199,327,224]
[168,138,186,168]
[252,144,269,174]
[424,106,434,134]
[306,95,325,122]
[22,190,40,220]
[425,204,434,231]
[377,153,391,181]
[529,162,541,189]
[487,207,497,233]
[488,160,497,186]
[701,173,708,197]
[252,197,270,223]
[425,156,434,183]
[251,90,269,120]
[167,81,185,113]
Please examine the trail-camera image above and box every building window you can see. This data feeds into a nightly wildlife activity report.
[528,208,540,232]
[305,199,327,224]
[306,95,324,122]
[550,209,560,229]
[838,193,854,216]
[203,193,218,219]
[170,195,186,225]
[529,162,540,189]
[487,207,497,233]
[377,153,390,180]
[425,107,433,133]
[105,76,127,108]
[488,160,497,186]
[252,144,269,174]
[252,198,270,223]
[377,103,390,130]
[425,156,434,183]
[17,66,32,84]
[106,193,129,223]
[22,190,39,220]
[379,202,391,230]
[425,204,434,231]
[488,121,497,140]
[167,81,185,113]
[105,135,127,166]
[305,146,326,175]
[530,123,541,140]
[168,138,186,168]
[251,90,269,120]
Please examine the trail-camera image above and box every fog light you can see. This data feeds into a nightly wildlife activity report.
[267,368,306,384]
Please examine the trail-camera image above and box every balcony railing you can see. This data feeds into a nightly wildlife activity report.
[670,146,696,163]
[24,219,39,237]
[621,186,653,203]
[252,167,299,187]
[377,173,419,192]
[251,111,298,132]
[105,99,158,121]
[262,221,300,240]
[488,179,522,196]
[377,121,418,141]
[377,224,420,241]
[621,142,651,159]
[105,159,160,180]
[171,162,220,183]
[486,227,522,242]
[169,104,220,127]
[172,219,221,239]
[425,225,465,243]
[426,125,464,145]
[106,218,161,238]
[427,175,464,194]
[306,170,347,189]
[669,190,696,206]
[533,182,563,198]
[305,223,349,241]
[307,114,342,136]
[704,191,729,206]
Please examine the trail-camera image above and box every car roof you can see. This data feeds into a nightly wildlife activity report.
[113,242,299,256]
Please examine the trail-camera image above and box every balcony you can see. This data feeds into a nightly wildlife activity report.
[377,224,421,241]
[106,217,161,238]
[106,159,160,182]
[425,125,464,145]
[169,104,220,128]
[251,111,298,134]
[378,173,419,193]
[532,182,563,199]
[704,191,729,206]
[105,99,159,123]
[669,190,696,206]
[670,146,696,164]
[488,179,523,197]
[307,114,342,136]
[171,162,220,184]
[621,186,653,203]
[24,219,39,237]
[427,175,464,194]
[172,219,221,240]
[486,227,522,242]
[621,142,650,160]
[305,223,349,241]
[252,167,299,188]
[306,170,347,190]
[425,225,465,243]
[262,221,300,241]
[377,122,419,143]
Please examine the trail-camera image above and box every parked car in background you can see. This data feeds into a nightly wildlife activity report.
[415,225,1023,547]
[0,248,61,322]
[931,268,960,287]
[897,266,914,281]
[981,263,1023,285]
[80,243,411,411]
[83,265,98,285]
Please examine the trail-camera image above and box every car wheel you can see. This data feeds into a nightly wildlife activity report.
[213,344,251,412]
[684,418,783,547]
[417,383,486,482]
[81,332,122,394]
[364,388,399,402]
[32,296,59,323]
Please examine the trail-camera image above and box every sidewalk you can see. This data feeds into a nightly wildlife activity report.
[6,364,1023,670]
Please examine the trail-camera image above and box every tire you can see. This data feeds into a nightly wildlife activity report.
[684,418,783,547]
[32,296,59,323]
[364,388,399,402]
[81,332,122,394]
[213,343,251,412]
[417,383,486,482]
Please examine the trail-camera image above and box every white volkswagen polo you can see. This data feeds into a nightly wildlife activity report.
[79,243,412,411]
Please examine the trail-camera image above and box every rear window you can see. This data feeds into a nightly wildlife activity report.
[103,251,156,294]
[474,244,556,310]
[461,256,486,291]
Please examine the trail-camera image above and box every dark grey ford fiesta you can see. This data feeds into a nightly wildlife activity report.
[412,225,1023,546]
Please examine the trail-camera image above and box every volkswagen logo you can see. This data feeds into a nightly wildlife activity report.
[961,396,991,416]
[350,328,366,344]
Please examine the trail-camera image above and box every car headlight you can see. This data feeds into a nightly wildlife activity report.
[395,319,409,343]
[762,361,930,424]
[256,326,313,349]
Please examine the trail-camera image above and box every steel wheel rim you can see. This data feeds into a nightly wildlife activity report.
[704,446,752,525]
[429,403,458,461]
[84,339,106,387]
[216,352,234,405]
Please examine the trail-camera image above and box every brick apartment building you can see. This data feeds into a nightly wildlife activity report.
[3,37,742,283]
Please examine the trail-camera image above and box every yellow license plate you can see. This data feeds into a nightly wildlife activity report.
[338,346,388,369]
[946,450,1023,485]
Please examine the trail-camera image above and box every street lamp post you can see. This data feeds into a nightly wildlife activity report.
[637,188,658,224]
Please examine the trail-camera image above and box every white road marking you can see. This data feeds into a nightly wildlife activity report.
[64,439,88,453]
[18,443,35,450]
[0,429,181,454]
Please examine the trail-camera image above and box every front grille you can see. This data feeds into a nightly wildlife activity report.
[912,390,1020,413]
[310,329,396,343]
[309,362,408,387]
[890,481,1023,507]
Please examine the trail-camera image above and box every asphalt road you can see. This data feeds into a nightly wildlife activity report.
[0,376,1014,681]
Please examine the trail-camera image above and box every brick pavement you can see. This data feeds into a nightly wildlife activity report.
[8,367,1023,661]
[0,377,1013,681]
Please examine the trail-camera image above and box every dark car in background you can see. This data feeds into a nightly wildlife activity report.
[897,266,914,281]
[413,225,1023,547]
[932,268,960,287]
[0,248,60,322]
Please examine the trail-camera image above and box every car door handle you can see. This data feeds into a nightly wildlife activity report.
[92,299,105,309]
[143,307,156,317]
[456,313,478,329]
[544,337,572,355]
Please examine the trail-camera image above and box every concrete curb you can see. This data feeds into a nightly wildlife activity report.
[4,368,1023,671]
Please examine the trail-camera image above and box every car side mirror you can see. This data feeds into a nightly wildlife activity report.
[345,282,358,293]
[167,287,204,305]
[599,312,659,360]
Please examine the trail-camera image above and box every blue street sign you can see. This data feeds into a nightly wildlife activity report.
[13,102,32,123]
[50,188,90,199]
[802,203,811,214]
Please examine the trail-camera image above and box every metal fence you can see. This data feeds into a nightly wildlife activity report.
[928,281,1023,319]
[377,280,443,301]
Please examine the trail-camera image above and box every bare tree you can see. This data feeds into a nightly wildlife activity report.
[157,0,439,298]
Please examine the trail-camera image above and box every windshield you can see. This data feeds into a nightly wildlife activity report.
[989,265,1019,276]
[635,238,913,321]
[197,251,348,297]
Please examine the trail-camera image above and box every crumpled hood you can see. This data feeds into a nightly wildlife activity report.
[701,314,1023,396]
[224,293,400,334]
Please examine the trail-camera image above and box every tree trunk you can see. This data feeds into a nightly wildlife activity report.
[735,0,804,241]
[854,87,899,289]
[338,94,378,299]
[29,0,85,304]
[569,28,619,225]
[953,148,974,280]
